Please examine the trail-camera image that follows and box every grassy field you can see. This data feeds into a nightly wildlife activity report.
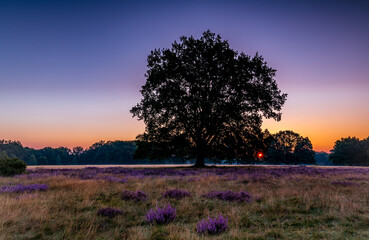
[0,166,368,240]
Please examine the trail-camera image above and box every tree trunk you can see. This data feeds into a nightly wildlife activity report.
[194,152,205,168]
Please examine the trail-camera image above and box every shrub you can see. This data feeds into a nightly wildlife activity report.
[121,190,148,201]
[146,204,176,224]
[163,189,191,199]
[0,157,27,176]
[196,215,228,235]
[97,208,123,218]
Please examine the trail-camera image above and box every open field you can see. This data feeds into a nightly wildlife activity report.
[26,164,369,170]
[1,166,369,239]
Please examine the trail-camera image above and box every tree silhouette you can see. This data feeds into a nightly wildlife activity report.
[131,30,287,167]
[266,130,315,164]
[73,146,84,156]
[329,137,369,166]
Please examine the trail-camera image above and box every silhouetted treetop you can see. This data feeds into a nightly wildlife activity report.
[266,130,315,165]
[132,30,287,167]
[330,137,369,166]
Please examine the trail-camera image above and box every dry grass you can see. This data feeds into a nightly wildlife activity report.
[0,166,368,240]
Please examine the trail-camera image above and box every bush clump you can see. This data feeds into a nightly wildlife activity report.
[146,204,176,224]
[0,157,27,176]
[196,215,228,235]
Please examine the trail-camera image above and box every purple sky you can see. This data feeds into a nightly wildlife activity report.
[0,0,368,151]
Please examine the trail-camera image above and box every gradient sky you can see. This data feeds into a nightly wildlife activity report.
[1,0,368,152]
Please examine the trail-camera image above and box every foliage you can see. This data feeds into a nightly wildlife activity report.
[266,130,316,164]
[0,139,137,165]
[77,141,137,165]
[0,157,27,176]
[131,30,287,166]
[146,204,176,224]
[329,137,369,166]
[196,215,228,235]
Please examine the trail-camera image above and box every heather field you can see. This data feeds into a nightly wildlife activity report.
[1,166,369,240]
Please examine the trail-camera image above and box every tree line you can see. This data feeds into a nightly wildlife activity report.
[0,140,137,165]
[0,134,367,166]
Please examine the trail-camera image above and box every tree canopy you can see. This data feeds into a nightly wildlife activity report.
[0,140,137,165]
[329,137,369,166]
[131,30,287,167]
[265,130,315,165]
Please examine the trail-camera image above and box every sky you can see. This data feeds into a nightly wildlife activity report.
[0,0,368,152]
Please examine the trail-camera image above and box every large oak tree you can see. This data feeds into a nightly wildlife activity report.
[131,30,287,167]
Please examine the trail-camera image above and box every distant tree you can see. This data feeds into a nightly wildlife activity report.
[329,137,369,166]
[55,147,72,165]
[0,140,25,160]
[38,156,48,165]
[77,141,137,164]
[72,146,84,164]
[294,137,315,164]
[364,137,369,164]
[73,146,84,156]
[27,154,38,165]
[131,30,287,167]
[266,130,315,164]
[89,141,105,150]
[55,155,62,165]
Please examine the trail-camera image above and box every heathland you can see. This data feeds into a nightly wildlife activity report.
[0,166,368,239]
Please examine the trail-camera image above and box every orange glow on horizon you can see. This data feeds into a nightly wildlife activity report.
[0,86,368,153]
[3,115,368,152]
[2,114,368,152]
